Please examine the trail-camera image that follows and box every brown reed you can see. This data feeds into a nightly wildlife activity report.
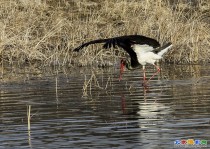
[0,0,209,67]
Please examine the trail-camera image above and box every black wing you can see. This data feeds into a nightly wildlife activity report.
[74,39,109,52]
[73,35,160,68]
[73,35,160,51]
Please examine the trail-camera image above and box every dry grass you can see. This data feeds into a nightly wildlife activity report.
[0,0,209,67]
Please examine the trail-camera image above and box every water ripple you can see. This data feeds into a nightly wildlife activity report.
[0,65,210,148]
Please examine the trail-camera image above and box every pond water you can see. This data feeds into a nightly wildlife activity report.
[0,64,210,149]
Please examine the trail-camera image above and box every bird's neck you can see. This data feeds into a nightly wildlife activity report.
[124,60,136,70]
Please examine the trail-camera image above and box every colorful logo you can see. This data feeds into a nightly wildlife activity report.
[174,139,207,147]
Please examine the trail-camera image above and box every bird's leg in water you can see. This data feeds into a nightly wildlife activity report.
[142,66,148,87]
[147,64,161,82]
[121,95,126,114]
[119,59,125,81]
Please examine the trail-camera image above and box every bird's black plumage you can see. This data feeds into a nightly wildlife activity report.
[73,35,160,68]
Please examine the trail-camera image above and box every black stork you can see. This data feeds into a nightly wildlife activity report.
[73,35,172,86]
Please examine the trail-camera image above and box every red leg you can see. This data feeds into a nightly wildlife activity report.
[142,66,148,87]
[119,59,125,81]
[143,67,146,82]
[147,64,160,82]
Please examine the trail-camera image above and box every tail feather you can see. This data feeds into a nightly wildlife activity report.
[157,42,173,56]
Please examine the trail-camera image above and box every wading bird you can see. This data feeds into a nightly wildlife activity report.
[73,35,172,86]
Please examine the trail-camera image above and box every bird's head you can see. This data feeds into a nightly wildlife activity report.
[120,59,126,65]
[120,59,133,70]
[121,59,141,70]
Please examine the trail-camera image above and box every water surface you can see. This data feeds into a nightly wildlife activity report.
[0,64,210,148]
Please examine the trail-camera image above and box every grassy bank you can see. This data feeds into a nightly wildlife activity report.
[0,0,209,67]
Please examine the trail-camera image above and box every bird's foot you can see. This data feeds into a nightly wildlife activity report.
[142,82,149,90]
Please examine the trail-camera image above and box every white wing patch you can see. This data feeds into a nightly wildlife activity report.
[132,44,161,65]
[132,44,154,53]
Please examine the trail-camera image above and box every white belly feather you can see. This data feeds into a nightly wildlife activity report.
[133,44,163,66]
[137,52,162,65]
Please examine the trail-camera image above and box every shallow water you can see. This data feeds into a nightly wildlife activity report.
[0,64,210,148]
